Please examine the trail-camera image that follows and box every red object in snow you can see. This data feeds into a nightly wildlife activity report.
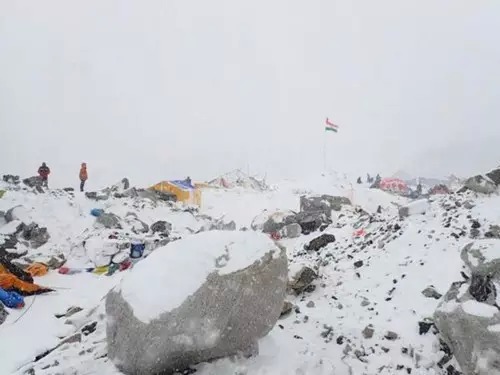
[270,232,281,240]
[379,178,408,194]
[58,267,69,274]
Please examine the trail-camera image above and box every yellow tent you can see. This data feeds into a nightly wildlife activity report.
[150,180,202,206]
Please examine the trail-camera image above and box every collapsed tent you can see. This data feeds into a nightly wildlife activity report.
[379,178,409,195]
[150,180,202,206]
[207,169,268,190]
[0,256,52,296]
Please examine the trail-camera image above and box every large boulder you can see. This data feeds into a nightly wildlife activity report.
[251,210,297,233]
[106,231,288,375]
[464,175,497,194]
[304,233,336,251]
[434,240,500,375]
[22,176,44,189]
[486,167,500,186]
[398,199,430,218]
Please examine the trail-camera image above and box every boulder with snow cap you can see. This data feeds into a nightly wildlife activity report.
[251,210,297,233]
[464,175,497,194]
[304,233,336,251]
[294,211,330,235]
[5,206,30,223]
[96,213,122,229]
[288,264,318,295]
[300,195,351,216]
[125,213,149,234]
[151,220,172,235]
[281,223,302,238]
[486,167,500,186]
[434,240,500,375]
[106,231,287,375]
[398,199,430,218]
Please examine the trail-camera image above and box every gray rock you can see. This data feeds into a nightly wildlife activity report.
[85,191,110,201]
[288,266,318,295]
[22,176,44,189]
[384,331,398,341]
[5,205,29,223]
[106,236,288,375]
[422,286,443,300]
[45,255,66,269]
[3,174,20,184]
[486,167,500,185]
[306,301,315,308]
[261,211,297,234]
[151,220,172,235]
[464,175,497,194]
[485,225,500,239]
[294,211,330,235]
[362,325,374,339]
[435,240,500,375]
[304,234,335,251]
[361,299,371,307]
[281,223,302,239]
[20,223,50,248]
[0,303,8,325]
[96,213,122,229]
[464,200,476,210]
[300,195,351,216]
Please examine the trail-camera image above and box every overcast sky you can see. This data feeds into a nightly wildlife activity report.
[1,0,499,188]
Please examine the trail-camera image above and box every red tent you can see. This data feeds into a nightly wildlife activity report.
[379,178,408,194]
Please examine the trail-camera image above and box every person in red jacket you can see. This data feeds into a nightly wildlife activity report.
[38,162,50,188]
[79,163,88,192]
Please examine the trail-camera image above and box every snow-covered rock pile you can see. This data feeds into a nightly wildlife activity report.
[435,240,500,375]
[106,231,287,374]
[462,165,500,194]
[4,171,500,375]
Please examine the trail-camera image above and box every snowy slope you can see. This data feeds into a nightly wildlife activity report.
[1,176,499,375]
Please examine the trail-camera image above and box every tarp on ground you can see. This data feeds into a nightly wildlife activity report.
[150,181,202,206]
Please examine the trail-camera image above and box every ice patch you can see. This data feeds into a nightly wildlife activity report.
[487,324,500,333]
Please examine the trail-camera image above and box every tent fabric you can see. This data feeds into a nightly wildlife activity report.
[0,288,24,308]
[379,178,409,194]
[150,181,202,206]
[0,258,52,296]
[26,263,49,277]
[0,273,52,296]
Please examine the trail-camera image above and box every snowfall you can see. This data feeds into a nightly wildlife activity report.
[0,172,499,375]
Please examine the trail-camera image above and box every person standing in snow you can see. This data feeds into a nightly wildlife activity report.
[38,162,50,188]
[79,163,88,192]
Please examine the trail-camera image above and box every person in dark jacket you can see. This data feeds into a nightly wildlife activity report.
[79,163,88,192]
[38,163,50,188]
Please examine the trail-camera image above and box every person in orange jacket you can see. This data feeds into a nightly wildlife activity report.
[79,163,88,192]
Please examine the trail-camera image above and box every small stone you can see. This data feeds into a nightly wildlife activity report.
[384,331,399,341]
[421,286,443,300]
[306,301,315,308]
[336,335,345,345]
[471,220,481,229]
[418,320,434,335]
[361,299,370,307]
[362,325,375,339]
[354,260,364,268]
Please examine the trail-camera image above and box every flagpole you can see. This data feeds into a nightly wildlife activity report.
[323,133,326,172]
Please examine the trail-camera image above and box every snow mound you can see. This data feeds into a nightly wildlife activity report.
[120,230,281,323]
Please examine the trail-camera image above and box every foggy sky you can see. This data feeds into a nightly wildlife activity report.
[1,0,499,189]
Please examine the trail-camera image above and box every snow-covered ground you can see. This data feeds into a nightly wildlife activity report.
[0,173,498,374]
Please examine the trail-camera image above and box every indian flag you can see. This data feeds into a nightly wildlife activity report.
[325,118,339,133]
